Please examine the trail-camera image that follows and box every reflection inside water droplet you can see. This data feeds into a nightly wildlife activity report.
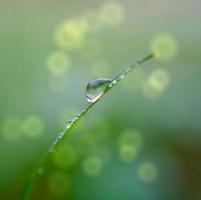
[85,78,112,103]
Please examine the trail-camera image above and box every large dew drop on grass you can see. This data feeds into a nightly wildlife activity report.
[85,78,112,103]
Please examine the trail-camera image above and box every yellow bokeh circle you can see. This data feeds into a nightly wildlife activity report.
[150,33,178,61]
[47,51,70,76]
[55,19,87,49]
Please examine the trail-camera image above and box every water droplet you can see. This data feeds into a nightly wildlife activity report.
[66,121,72,129]
[85,78,112,103]
[108,79,117,88]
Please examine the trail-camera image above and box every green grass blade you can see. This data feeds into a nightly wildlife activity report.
[21,53,155,200]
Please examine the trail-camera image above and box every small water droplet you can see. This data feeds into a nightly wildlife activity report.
[119,74,124,80]
[66,121,72,129]
[67,119,74,125]
[85,78,112,103]
[108,79,117,88]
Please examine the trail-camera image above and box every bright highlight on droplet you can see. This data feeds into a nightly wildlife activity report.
[150,33,178,61]
[85,78,112,103]
[99,1,125,27]
[143,69,170,98]
[82,156,103,177]
[55,19,87,49]
[52,144,77,169]
[47,171,71,196]
[118,130,143,162]
[137,161,158,183]
[21,115,44,138]
[47,51,70,76]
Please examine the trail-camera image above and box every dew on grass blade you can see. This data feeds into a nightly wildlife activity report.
[85,78,112,103]
[21,54,155,200]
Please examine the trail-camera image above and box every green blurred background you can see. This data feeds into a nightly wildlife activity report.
[0,0,201,199]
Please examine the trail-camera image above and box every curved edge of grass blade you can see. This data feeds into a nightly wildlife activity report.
[21,53,155,200]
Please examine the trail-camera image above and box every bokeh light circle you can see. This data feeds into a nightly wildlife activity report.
[99,2,125,27]
[118,130,143,162]
[55,19,87,49]
[21,115,44,138]
[47,51,70,76]
[150,33,178,61]
[137,161,158,183]
[142,69,170,98]
[82,155,103,177]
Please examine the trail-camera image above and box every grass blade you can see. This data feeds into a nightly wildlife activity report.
[21,53,155,200]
